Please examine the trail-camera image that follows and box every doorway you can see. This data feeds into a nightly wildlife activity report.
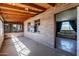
[55,8,77,55]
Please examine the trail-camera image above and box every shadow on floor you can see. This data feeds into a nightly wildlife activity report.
[0,35,73,56]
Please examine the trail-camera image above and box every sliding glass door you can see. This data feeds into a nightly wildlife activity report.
[56,20,77,55]
[55,8,77,55]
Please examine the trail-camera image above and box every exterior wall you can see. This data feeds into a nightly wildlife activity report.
[24,9,55,48]
[56,8,77,21]
[24,4,79,49]
[77,6,79,56]
[0,20,4,49]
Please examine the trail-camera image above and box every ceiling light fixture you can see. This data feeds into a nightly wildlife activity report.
[25,8,29,11]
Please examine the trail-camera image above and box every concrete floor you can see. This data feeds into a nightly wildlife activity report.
[0,36,73,56]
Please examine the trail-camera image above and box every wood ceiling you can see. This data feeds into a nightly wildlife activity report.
[0,3,56,23]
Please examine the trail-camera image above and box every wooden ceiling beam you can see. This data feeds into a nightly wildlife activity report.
[3,14,33,18]
[4,19,24,23]
[0,3,37,15]
[3,15,29,22]
[48,3,56,7]
[21,3,47,11]
[28,9,43,13]
[15,3,44,13]
[12,3,43,13]
[0,9,34,16]
[0,3,47,23]
[0,3,42,14]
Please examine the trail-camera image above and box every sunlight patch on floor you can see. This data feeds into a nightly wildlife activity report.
[11,35,31,56]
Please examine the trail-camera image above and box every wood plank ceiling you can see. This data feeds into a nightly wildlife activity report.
[0,3,56,23]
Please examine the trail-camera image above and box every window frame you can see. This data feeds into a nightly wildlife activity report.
[56,20,76,39]
[27,19,40,33]
[61,21,74,31]
[34,19,40,33]
[4,22,24,33]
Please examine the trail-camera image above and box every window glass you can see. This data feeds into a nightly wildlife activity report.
[4,24,11,33]
[61,22,73,30]
[34,19,40,32]
[4,23,23,33]
[57,21,76,39]
[27,22,31,32]
[27,19,40,33]
[12,24,23,32]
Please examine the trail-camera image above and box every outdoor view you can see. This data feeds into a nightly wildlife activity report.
[57,22,76,39]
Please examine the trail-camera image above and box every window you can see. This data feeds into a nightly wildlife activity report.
[57,21,76,39]
[12,24,23,32]
[4,23,23,33]
[34,19,40,32]
[61,22,73,30]
[27,19,40,33]
[4,24,11,33]
[27,22,31,32]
